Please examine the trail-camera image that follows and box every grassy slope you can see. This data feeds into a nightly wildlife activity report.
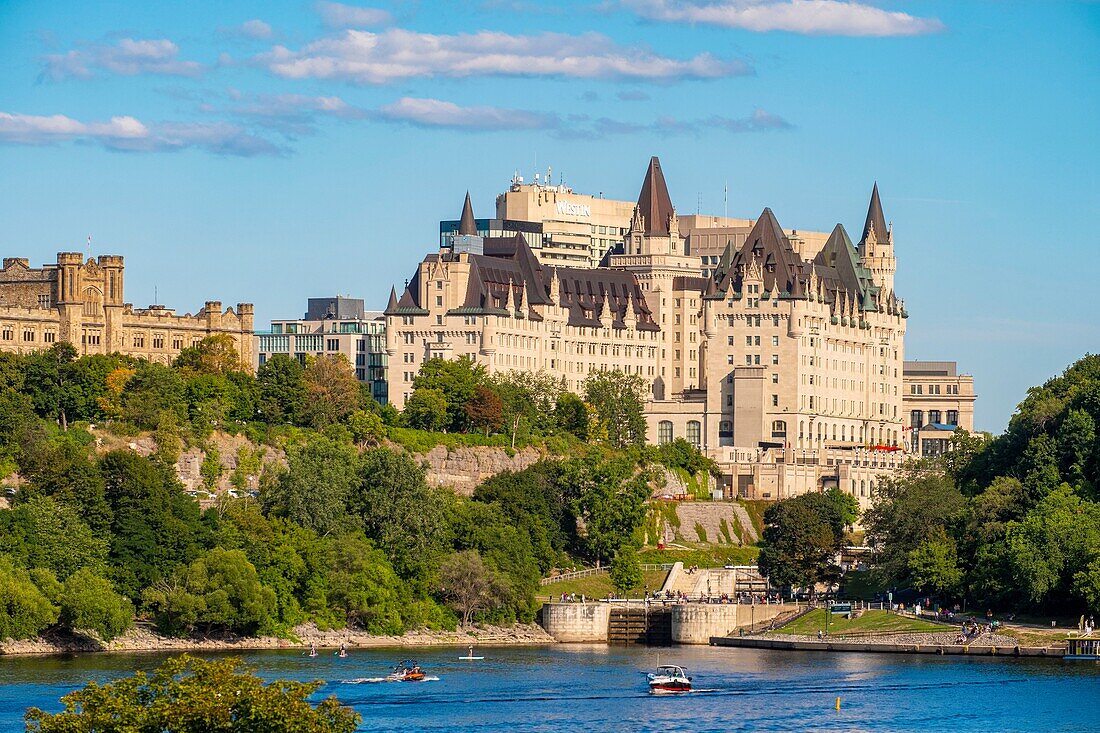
[535,570,670,608]
[776,609,948,636]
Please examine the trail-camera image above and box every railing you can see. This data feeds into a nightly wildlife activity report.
[641,563,675,571]
[539,567,606,586]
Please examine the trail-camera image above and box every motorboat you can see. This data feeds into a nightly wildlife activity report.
[647,664,692,693]
[386,661,426,682]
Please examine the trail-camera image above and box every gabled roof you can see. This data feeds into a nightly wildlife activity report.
[860,182,888,245]
[710,208,803,297]
[634,156,675,236]
[813,224,879,312]
[458,191,477,236]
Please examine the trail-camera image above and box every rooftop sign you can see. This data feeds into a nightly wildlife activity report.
[556,201,591,218]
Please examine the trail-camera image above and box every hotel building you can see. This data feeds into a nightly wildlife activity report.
[386,158,968,508]
[902,360,976,456]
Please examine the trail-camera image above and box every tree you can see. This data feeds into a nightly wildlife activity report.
[554,392,588,440]
[323,534,404,634]
[349,449,447,577]
[145,548,277,635]
[757,494,844,594]
[403,388,448,432]
[25,655,361,733]
[438,550,510,628]
[0,495,108,580]
[256,354,306,424]
[346,409,385,446]
[412,357,486,432]
[491,370,563,438]
[301,354,363,428]
[465,385,504,436]
[568,455,650,563]
[121,361,187,429]
[22,342,77,429]
[58,568,134,642]
[907,527,963,597]
[262,436,358,536]
[610,545,643,594]
[0,555,58,640]
[174,334,247,376]
[583,370,647,448]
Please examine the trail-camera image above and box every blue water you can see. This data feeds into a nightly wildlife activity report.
[2,644,1098,732]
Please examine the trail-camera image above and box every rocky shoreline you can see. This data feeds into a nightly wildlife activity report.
[0,621,556,657]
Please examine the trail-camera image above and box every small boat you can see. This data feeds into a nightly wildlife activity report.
[458,645,484,661]
[647,664,692,693]
[386,661,427,682]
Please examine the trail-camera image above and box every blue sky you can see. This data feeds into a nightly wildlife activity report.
[0,1,1096,432]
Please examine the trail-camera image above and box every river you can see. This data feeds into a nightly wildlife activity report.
[2,645,1097,731]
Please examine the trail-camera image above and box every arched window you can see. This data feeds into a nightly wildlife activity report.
[841,426,847,442]
[82,287,102,319]
[771,420,786,439]
[718,420,732,438]
[686,420,701,448]
[860,480,866,497]
[658,421,673,444]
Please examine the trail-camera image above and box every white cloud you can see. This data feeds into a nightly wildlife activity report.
[316,1,393,27]
[42,38,204,80]
[239,20,274,39]
[0,111,281,156]
[377,98,558,130]
[624,0,944,36]
[255,28,747,83]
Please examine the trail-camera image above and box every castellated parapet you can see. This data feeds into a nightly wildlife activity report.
[0,252,254,368]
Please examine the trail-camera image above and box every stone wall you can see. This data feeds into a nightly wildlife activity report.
[417,445,545,495]
[540,603,611,643]
[672,603,794,644]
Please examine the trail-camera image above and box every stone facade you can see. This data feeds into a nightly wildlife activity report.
[386,158,970,510]
[903,360,977,456]
[0,253,254,365]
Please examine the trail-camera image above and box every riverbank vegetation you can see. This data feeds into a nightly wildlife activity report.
[0,341,709,644]
[759,354,1100,616]
[775,609,947,637]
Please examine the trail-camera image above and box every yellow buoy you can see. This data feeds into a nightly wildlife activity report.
[835,697,841,711]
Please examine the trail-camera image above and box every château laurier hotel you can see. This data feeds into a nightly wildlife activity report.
[384,157,961,507]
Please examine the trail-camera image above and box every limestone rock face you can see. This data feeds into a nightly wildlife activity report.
[416,445,544,496]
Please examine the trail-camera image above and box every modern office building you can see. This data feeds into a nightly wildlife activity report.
[902,360,977,456]
[256,297,388,404]
[0,253,253,365]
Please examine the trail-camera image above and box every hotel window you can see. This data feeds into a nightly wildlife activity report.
[686,420,701,448]
[719,420,732,438]
[771,420,787,439]
[772,373,779,383]
[771,394,779,407]
[658,421,673,444]
[772,354,779,365]
[772,336,779,346]
[928,410,941,425]
[946,410,958,426]
[911,410,923,429]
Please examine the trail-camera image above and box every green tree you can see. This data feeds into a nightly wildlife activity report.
[757,494,844,594]
[583,370,647,448]
[554,392,588,440]
[438,550,510,628]
[153,409,183,464]
[121,361,187,429]
[301,354,363,428]
[0,555,58,640]
[403,387,449,432]
[568,455,650,563]
[610,545,643,594]
[323,534,404,634]
[21,343,77,429]
[0,495,108,580]
[58,568,134,642]
[907,527,963,597]
[25,655,361,733]
[174,334,247,375]
[350,449,448,577]
[346,409,385,446]
[262,435,358,536]
[200,444,224,490]
[412,357,486,432]
[256,353,306,425]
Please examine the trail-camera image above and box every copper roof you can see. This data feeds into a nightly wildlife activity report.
[458,191,477,236]
[860,182,888,245]
[634,156,675,236]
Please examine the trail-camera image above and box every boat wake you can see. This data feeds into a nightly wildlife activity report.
[341,676,441,684]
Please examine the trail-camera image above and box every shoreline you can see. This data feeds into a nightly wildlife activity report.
[0,622,557,658]
[710,630,1067,658]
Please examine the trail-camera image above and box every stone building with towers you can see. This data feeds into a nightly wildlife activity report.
[386,157,941,508]
[0,253,254,365]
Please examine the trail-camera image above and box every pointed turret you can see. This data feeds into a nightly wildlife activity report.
[860,182,889,246]
[385,286,398,314]
[458,191,477,236]
[634,156,675,236]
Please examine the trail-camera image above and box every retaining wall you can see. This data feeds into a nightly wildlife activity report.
[540,603,610,643]
[672,603,794,644]
[710,636,1064,657]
